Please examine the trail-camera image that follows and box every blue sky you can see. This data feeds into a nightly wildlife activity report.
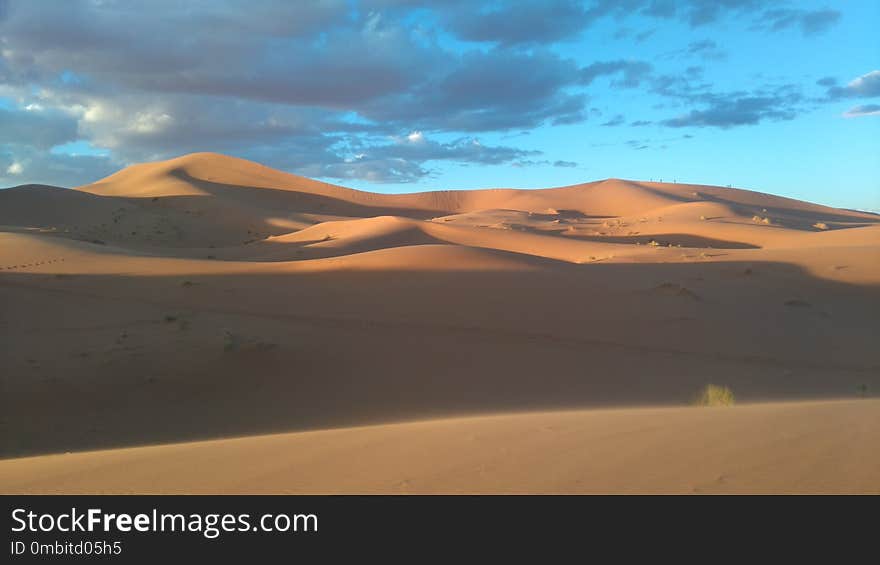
[0,0,877,209]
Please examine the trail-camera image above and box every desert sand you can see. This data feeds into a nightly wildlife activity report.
[2,400,878,494]
[1,152,878,493]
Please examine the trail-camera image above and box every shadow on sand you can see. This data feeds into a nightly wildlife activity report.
[1,258,878,458]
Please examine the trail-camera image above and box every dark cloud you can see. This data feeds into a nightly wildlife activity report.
[662,92,801,128]
[573,0,828,33]
[601,115,626,127]
[551,109,591,126]
[685,39,725,59]
[444,0,594,46]
[311,132,543,183]
[0,0,854,185]
[380,0,841,48]
[649,68,712,99]
[600,1,841,35]
[615,26,656,42]
[625,139,651,150]
[635,29,656,42]
[363,49,588,132]
[313,158,429,184]
[659,39,725,61]
[2,4,439,109]
[799,9,842,34]
[679,0,763,26]
[644,65,812,129]
[679,1,839,34]
[760,8,841,35]
[0,147,119,187]
[360,133,540,165]
[553,160,578,168]
[643,0,676,19]
[630,120,652,126]
[1,2,592,184]
[0,108,78,149]
[580,60,653,88]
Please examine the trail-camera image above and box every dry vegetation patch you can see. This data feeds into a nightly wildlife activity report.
[692,384,736,407]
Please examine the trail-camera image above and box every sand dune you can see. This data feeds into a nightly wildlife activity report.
[2,399,877,494]
[1,152,878,493]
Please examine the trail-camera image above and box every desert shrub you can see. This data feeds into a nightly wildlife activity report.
[813,222,828,230]
[692,384,736,407]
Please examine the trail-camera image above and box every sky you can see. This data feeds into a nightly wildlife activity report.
[0,0,877,209]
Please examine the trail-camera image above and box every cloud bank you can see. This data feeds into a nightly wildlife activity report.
[0,0,853,186]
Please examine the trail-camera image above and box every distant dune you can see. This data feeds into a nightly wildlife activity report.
[1,152,878,493]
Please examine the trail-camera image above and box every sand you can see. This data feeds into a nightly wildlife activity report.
[2,399,878,494]
[1,152,878,493]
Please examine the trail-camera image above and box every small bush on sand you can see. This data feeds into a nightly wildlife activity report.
[692,384,736,407]
[813,222,828,230]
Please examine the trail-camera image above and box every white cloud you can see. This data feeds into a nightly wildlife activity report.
[847,70,880,95]
[6,162,24,175]
[843,104,880,118]
[828,70,880,100]
[128,111,174,134]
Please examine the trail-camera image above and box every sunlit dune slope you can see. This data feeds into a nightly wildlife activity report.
[1,399,877,494]
[1,152,875,255]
